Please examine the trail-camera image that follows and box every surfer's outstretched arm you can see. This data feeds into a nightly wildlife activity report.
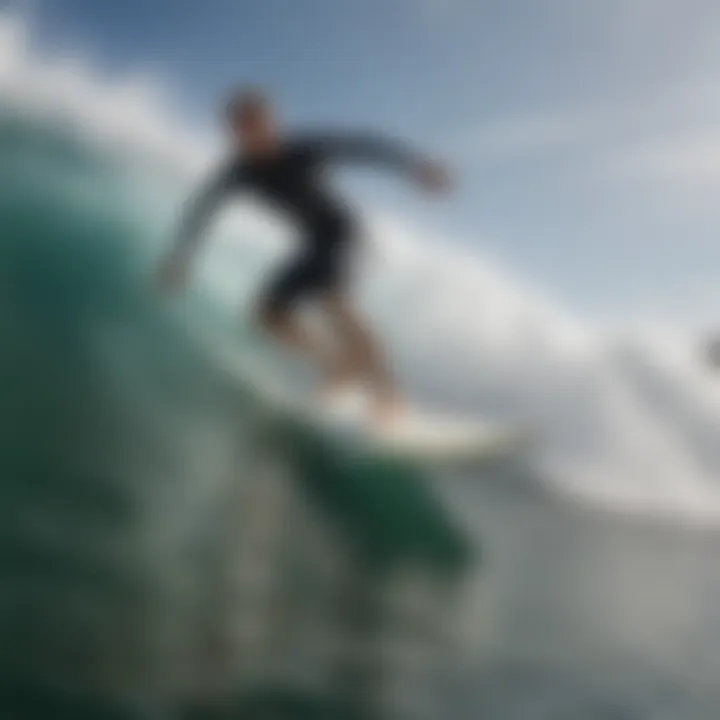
[306,133,452,192]
[156,165,238,292]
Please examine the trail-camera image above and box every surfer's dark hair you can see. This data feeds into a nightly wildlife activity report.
[224,87,272,124]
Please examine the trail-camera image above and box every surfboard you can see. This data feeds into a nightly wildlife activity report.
[369,412,530,464]
[195,328,531,467]
[316,388,531,465]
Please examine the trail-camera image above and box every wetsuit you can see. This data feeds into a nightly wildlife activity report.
[176,134,425,313]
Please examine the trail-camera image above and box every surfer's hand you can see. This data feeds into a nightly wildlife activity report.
[155,254,189,294]
[414,160,453,194]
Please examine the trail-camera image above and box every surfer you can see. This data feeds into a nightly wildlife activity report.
[157,88,452,423]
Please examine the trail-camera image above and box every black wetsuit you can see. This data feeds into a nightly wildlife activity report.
[176,134,424,313]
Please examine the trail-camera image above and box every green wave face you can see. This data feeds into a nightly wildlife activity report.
[0,111,470,713]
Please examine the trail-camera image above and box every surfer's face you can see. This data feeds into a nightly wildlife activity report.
[229,98,279,155]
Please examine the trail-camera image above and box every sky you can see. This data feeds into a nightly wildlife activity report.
[7,0,720,324]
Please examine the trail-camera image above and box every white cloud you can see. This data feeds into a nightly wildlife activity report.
[451,0,720,196]
[613,132,720,182]
[452,108,617,161]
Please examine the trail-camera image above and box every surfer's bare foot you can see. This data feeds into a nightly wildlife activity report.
[373,392,406,428]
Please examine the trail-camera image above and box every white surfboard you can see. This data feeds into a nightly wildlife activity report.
[317,388,531,465]
[369,412,530,464]
[195,329,531,466]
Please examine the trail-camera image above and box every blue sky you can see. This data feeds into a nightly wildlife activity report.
[12,0,720,322]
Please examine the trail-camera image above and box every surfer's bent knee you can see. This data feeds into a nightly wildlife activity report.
[255,301,289,333]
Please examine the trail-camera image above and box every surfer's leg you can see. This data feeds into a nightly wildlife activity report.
[258,307,331,364]
[321,292,403,421]
[255,256,337,374]
[299,227,403,421]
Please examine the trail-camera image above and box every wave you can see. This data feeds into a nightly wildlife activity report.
[2,10,720,715]
[1,12,719,522]
[0,21,472,711]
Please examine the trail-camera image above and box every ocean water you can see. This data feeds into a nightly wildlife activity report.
[2,14,720,719]
[442,477,720,719]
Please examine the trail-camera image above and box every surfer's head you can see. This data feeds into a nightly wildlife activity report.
[224,88,279,155]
